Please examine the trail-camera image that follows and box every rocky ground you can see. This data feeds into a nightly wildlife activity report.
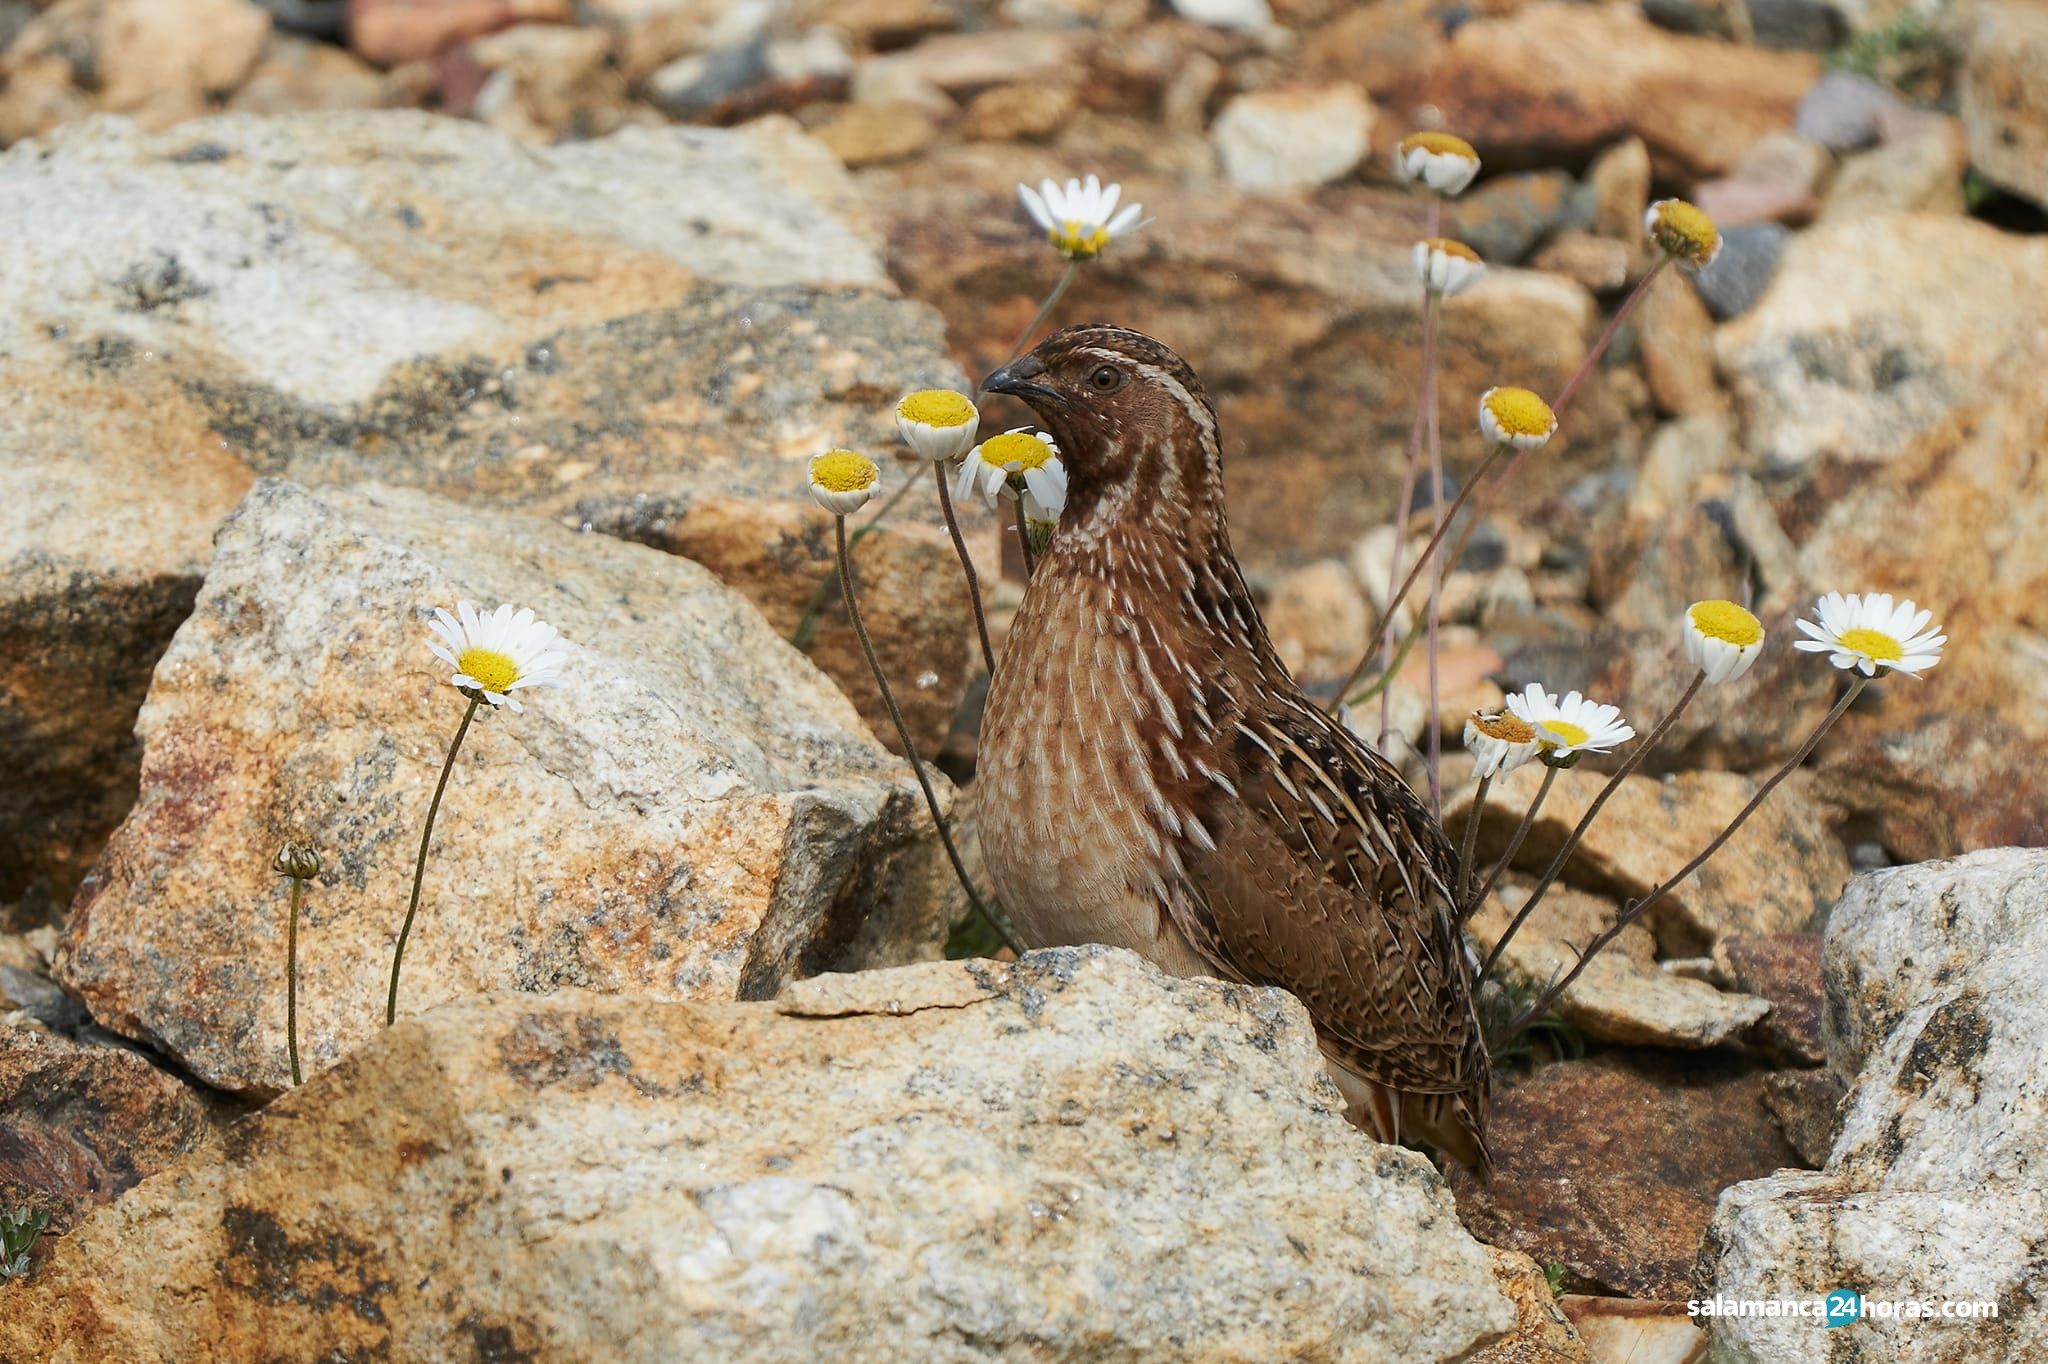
[1,0,2044,1359]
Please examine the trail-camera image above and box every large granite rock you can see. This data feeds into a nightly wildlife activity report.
[2,949,1518,1361]
[54,479,957,1097]
[0,113,984,913]
[1702,849,2048,1361]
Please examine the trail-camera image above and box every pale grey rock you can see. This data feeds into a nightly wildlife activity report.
[55,479,958,1096]
[3,949,1518,1362]
[1960,0,2048,210]
[1172,0,1272,33]
[1702,849,2048,1361]
[1212,85,1375,193]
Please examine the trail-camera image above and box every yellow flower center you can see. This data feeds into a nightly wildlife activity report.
[458,646,520,694]
[1401,131,1478,161]
[1424,237,1481,262]
[1690,599,1764,647]
[1050,221,1111,259]
[1471,711,1535,743]
[1484,387,1556,438]
[981,432,1055,472]
[1650,200,1719,265]
[898,389,976,428]
[1539,719,1590,749]
[811,449,879,493]
[1838,627,1904,663]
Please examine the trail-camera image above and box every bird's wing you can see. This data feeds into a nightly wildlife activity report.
[1168,693,1487,1100]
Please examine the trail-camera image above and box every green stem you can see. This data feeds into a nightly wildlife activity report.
[837,518,1022,955]
[1478,669,1706,978]
[1455,773,1491,912]
[1014,500,1039,579]
[387,695,479,1026]
[1494,675,1868,1047]
[1466,762,1560,918]
[286,876,304,1086]
[935,463,997,676]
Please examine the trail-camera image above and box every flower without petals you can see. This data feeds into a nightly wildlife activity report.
[896,389,980,463]
[1017,174,1144,261]
[1465,710,1540,778]
[1684,599,1766,684]
[1414,238,1485,296]
[426,601,568,713]
[1645,199,1721,271]
[809,449,881,516]
[1479,386,1557,450]
[1395,131,1481,196]
[1793,592,1945,678]
[956,428,1066,515]
[1506,683,1634,762]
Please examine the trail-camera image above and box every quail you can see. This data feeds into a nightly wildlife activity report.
[977,324,1490,1169]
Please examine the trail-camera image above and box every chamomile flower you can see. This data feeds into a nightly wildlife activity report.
[1792,592,1945,678]
[896,389,980,463]
[809,448,880,515]
[426,601,568,713]
[1506,683,1634,764]
[1644,199,1721,271]
[1464,710,1540,778]
[1017,174,1145,261]
[956,427,1066,515]
[1395,131,1481,196]
[1684,599,1766,684]
[1479,386,1557,450]
[1414,238,1486,296]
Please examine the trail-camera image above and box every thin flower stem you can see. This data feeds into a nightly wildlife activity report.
[792,474,922,651]
[1478,669,1706,979]
[836,517,1022,955]
[1379,300,1435,749]
[1423,290,1446,818]
[934,464,996,676]
[1494,675,1868,1046]
[285,876,305,1086]
[994,260,1081,377]
[387,694,479,1026]
[1467,762,1560,916]
[1455,773,1492,910]
[1335,442,1510,712]
[1552,255,1669,422]
[1015,502,1039,578]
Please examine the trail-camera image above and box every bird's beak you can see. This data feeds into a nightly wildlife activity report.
[981,354,1064,405]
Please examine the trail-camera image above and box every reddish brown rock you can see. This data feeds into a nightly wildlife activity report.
[1389,3,1819,179]
[1449,1050,1805,1300]
[346,0,569,67]
[1714,933,1825,1065]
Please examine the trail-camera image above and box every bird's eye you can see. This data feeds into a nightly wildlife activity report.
[1087,364,1124,393]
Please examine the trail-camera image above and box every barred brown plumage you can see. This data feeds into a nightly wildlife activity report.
[977,324,1491,1171]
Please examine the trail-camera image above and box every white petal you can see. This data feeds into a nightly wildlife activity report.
[1106,203,1144,237]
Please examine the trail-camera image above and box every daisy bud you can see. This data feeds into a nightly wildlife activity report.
[809,449,881,516]
[1414,238,1486,296]
[896,389,980,463]
[1478,386,1557,451]
[1644,199,1722,272]
[1683,599,1766,684]
[273,841,321,881]
[1464,710,1540,778]
[1394,131,1481,197]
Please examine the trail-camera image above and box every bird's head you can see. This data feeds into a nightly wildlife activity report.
[981,325,1224,521]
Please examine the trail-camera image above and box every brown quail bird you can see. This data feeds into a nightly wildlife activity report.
[978,324,1490,1169]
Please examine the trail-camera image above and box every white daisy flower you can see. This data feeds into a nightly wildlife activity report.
[1017,174,1145,261]
[956,427,1066,515]
[1792,592,1945,678]
[426,601,568,713]
[1394,131,1481,196]
[1506,683,1635,763]
[1478,386,1558,450]
[809,448,880,516]
[1464,710,1541,779]
[1683,599,1766,684]
[1414,237,1486,296]
[896,389,980,463]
